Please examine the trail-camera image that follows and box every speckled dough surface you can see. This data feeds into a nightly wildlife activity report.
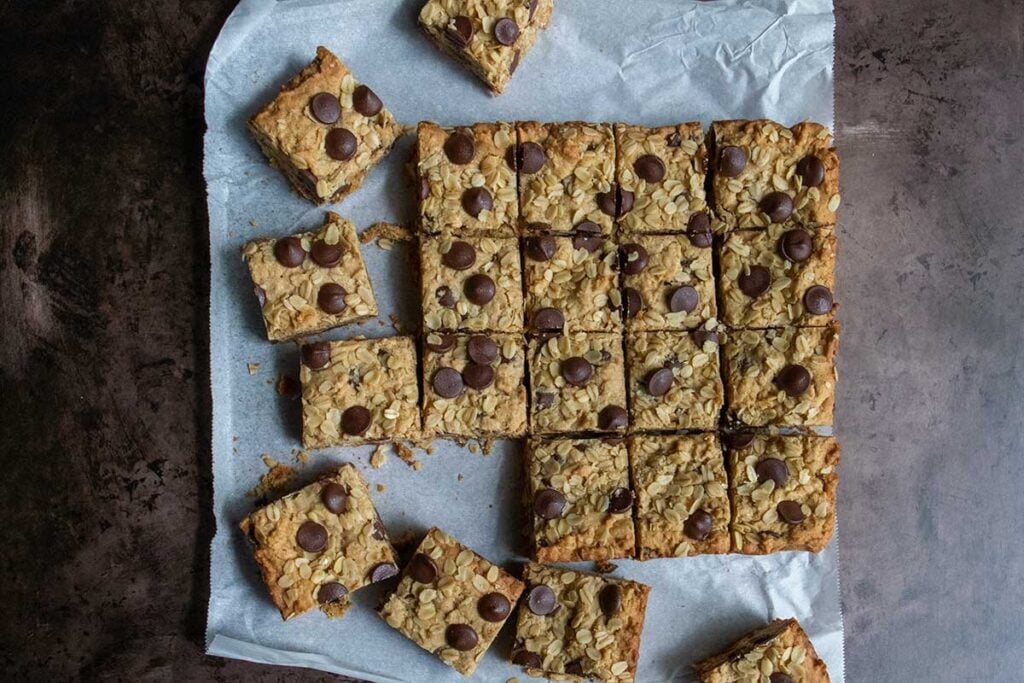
[695,618,831,682]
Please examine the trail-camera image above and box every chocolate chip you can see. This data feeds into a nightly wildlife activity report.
[644,368,674,396]
[535,391,555,409]
[525,235,556,261]
[565,661,584,676]
[445,623,478,651]
[372,519,388,541]
[317,581,347,604]
[340,405,372,435]
[509,49,520,74]
[534,488,566,519]
[618,187,635,215]
[296,520,327,552]
[320,482,348,514]
[760,191,794,223]
[634,154,666,183]
[467,335,498,364]
[668,286,699,313]
[274,236,305,267]
[755,458,789,487]
[352,85,383,117]
[310,92,340,124]
[779,228,813,262]
[623,288,643,319]
[317,283,347,313]
[432,367,464,398]
[370,562,399,583]
[436,285,455,307]
[525,584,557,615]
[512,650,542,668]
[738,264,771,297]
[425,333,456,353]
[528,0,539,19]
[620,243,649,274]
[325,128,357,161]
[519,141,546,173]
[445,15,474,49]
[596,188,617,217]
[683,509,713,540]
[718,145,747,177]
[724,431,754,449]
[310,240,342,268]
[686,212,713,248]
[692,329,719,349]
[477,592,511,622]
[572,222,603,252]
[444,132,476,164]
[464,273,495,305]
[302,341,331,369]
[777,500,806,524]
[561,357,593,386]
[770,674,795,683]
[442,240,476,270]
[254,284,266,307]
[462,187,493,217]
[796,155,825,187]
[531,307,564,332]
[419,176,431,200]
[666,131,682,147]
[493,17,519,45]
[598,405,628,430]
[608,487,633,513]
[462,362,494,390]
[775,364,810,397]
[598,584,622,615]
[408,553,438,583]
[804,285,834,316]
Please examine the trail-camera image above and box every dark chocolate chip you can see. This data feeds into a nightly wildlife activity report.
[718,145,747,177]
[432,367,464,398]
[618,187,635,216]
[572,222,603,252]
[528,0,539,20]
[634,154,666,183]
[317,283,347,313]
[442,240,477,270]
[620,243,649,274]
[352,85,383,117]
[310,240,343,268]
[444,132,476,165]
[598,405,628,430]
[320,482,348,514]
[535,391,555,409]
[436,286,456,308]
[302,341,331,369]
[804,285,834,316]
[760,191,794,223]
[596,188,617,217]
[779,228,813,262]
[512,649,542,669]
[317,582,348,604]
[274,236,305,267]
[445,623,478,651]
[445,15,474,49]
[796,155,825,187]
[598,584,622,615]
[644,367,674,396]
[525,235,556,262]
[525,584,557,615]
[425,333,456,353]
[531,307,564,332]
[310,92,341,124]
[372,519,388,541]
[493,17,519,45]
[623,287,643,319]
[770,674,796,683]
[683,509,713,540]
[477,592,511,622]
[565,661,584,676]
[608,487,634,513]
[408,553,439,583]
[467,335,498,364]
[687,212,713,248]
[464,273,496,305]
[724,431,754,449]
[534,488,567,519]
[462,362,495,390]
[775,364,811,397]
[777,500,806,524]
[509,49,521,74]
[519,141,546,173]
[755,458,789,487]
[462,187,493,217]
[738,264,772,297]
[561,357,593,386]
[340,405,372,435]
[325,128,357,161]
[370,562,399,582]
[667,285,699,313]
[666,131,682,147]
[296,520,327,553]
[692,329,719,349]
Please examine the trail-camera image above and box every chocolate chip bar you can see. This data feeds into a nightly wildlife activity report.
[619,234,716,331]
[694,617,831,682]
[239,463,397,621]
[379,527,524,676]
[248,46,403,204]
[243,212,377,341]
[525,437,635,562]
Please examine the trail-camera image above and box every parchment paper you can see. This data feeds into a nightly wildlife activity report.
[204,1,842,680]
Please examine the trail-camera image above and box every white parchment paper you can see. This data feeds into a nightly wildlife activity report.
[204,1,842,680]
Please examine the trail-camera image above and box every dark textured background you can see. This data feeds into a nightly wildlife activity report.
[2,1,1022,680]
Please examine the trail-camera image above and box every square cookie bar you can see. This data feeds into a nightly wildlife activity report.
[694,618,831,683]
[243,212,377,341]
[629,434,730,558]
[517,121,617,235]
[525,437,635,562]
[727,433,839,554]
[723,322,839,427]
[421,235,524,332]
[711,119,840,230]
[422,332,528,438]
[248,46,402,204]
[528,332,628,435]
[627,329,724,432]
[614,123,709,234]
[300,336,420,448]
[417,121,518,236]
[619,235,716,331]
[239,463,397,621]
[523,234,622,334]
[418,0,554,94]
[379,527,524,676]
[513,564,650,683]
[719,224,837,329]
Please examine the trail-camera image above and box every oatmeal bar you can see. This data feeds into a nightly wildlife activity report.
[239,463,397,621]
[695,617,831,682]
[619,235,716,331]
[614,123,709,234]
[525,437,635,562]
[420,235,524,332]
[512,563,650,683]
[711,119,840,231]
[523,234,622,334]
[718,224,837,329]
[379,527,524,676]
[422,332,528,438]
[528,332,628,435]
[723,323,839,427]
[417,121,518,236]
[248,46,403,204]
[300,336,420,448]
[629,434,730,558]
[517,122,617,235]
[727,433,839,554]
[243,212,377,341]
[626,329,724,432]
[418,0,554,94]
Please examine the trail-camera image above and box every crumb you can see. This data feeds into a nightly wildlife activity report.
[594,560,618,574]
[481,438,495,455]
[376,483,386,492]
[247,362,260,375]
[412,461,423,471]
[394,442,419,469]
[294,450,309,464]
[247,454,295,499]
[468,442,480,454]
[370,444,388,469]
[457,473,464,481]
[388,313,402,333]
[507,678,520,683]
[249,219,257,227]
[276,374,301,400]
[360,221,413,247]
